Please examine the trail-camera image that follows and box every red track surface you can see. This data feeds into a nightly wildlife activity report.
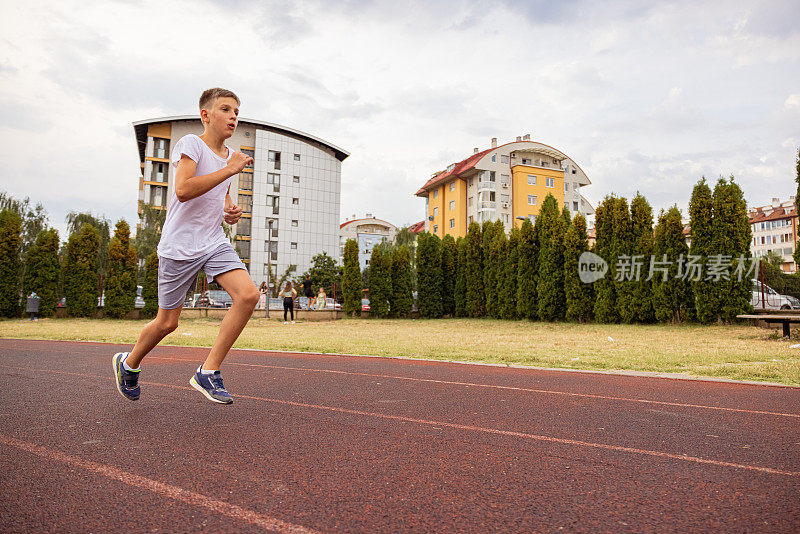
[1,338,798,532]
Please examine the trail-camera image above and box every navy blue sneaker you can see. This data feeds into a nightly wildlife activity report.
[189,368,233,404]
[112,352,140,401]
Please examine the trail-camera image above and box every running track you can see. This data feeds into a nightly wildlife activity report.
[1,339,798,532]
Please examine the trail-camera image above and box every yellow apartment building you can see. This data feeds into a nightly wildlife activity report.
[416,135,593,237]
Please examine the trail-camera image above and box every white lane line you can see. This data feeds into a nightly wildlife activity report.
[0,433,319,534]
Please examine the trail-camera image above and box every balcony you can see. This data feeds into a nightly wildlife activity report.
[479,201,497,210]
[478,181,496,191]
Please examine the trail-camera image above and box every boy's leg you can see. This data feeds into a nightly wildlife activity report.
[202,268,259,370]
[125,307,183,368]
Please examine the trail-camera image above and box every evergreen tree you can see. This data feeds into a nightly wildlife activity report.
[537,195,566,321]
[795,148,800,268]
[0,209,22,317]
[652,207,691,323]
[368,243,391,318]
[0,191,49,267]
[133,202,166,262]
[389,245,413,318]
[711,176,752,322]
[492,225,510,319]
[301,251,341,294]
[66,211,110,280]
[609,197,633,322]
[141,252,159,319]
[564,213,593,322]
[516,218,537,320]
[465,222,485,317]
[22,228,60,318]
[483,220,504,318]
[416,232,443,318]
[593,196,618,323]
[441,234,457,317]
[500,227,520,320]
[619,193,654,323]
[689,178,715,323]
[561,205,571,228]
[341,238,361,316]
[105,220,138,318]
[454,237,468,317]
[64,223,101,317]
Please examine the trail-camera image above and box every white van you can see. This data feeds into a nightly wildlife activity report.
[751,279,793,310]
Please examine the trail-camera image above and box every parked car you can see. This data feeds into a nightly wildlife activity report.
[785,295,800,310]
[204,290,233,308]
[751,279,793,310]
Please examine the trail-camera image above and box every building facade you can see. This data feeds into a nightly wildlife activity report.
[132,116,348,286]
[749,197,797,272]
[415,135,593,237]
[339,214,398,270]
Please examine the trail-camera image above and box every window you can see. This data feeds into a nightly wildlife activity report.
[235,240,250,260]
[469,178,473,187]
[267,173,280,188]
[468,197,473,207]
[241,148,254,168]
[293,176,300,183]
[489,191,495,201]
[546,177,555,188]
[264,240,278,252]
[267,196,279,214]
[433,224,438,233]
[292,220,298,227]
[522,158,531,165]
[469,216,474,223]
[565,202,569,209]
[238,194,253,213]
[528,215,536,223]
[291,242,297,250]
[294,153,300,161]
[449,218,455,229]
[489,171,496,182]
[500,194,509,203]
[449,200,455,210]
[433,190,438,199]
[501,213,509,224]
[449,181,455,191]
[573,201,579,211]
[528,195,537,205]
[573,182,578,190]
[433,207,439,216]
[527,174,536,185]
[149,186,164,206]
[151,162,167,182]
[237,217,251,235]
[266,218,278,238]
[292,198,299,205]
[153,138,170,159]
[572,169,577,174]
[239,173,253,191]
[268,150,281,170]
[491,155,496,162]
[565,182,569,192]
[500,155,509,164]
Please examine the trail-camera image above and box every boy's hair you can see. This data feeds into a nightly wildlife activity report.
[199,88,240,111]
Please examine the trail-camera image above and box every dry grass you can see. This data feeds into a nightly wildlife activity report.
[1,316,798,385]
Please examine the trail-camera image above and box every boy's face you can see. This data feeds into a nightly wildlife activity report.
[201,96,239,139]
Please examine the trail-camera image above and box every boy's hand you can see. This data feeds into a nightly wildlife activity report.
[224,204,242,225]
[227,151,253,174]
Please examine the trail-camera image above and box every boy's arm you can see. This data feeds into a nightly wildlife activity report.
[174,152,252,202]
[223,190,242,224]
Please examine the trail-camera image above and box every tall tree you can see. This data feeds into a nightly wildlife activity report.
[652,207,692,323]
[416,232,443,318]
[64,223,101,317]
[500,227,520,320]
[564,213,593,322]
[619,193,655,323]
[23,228,61,318]
[454,237,468,317]
[516,218,537,320]
[689,178,715,323]
[105,220,138,318]
[465,222,484,317]
[141,252,159,319]
[593,195,618,323]
[483,220,503,318]
[301,251,341,295]
[368,244,391,318]
[66,211,111,278]
[793,148,800,268]
[134,202,167,261]
[537,194,566,321]
[441,234,457,317]
[0,209,22,317]
[0,191,49,264]
[491,224,510,319]
[389,245,413,318]
[341,238,361,316]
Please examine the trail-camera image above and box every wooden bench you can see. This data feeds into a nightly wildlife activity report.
[736,314,800,337]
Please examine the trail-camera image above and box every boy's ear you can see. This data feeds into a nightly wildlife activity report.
[200,107,209,124]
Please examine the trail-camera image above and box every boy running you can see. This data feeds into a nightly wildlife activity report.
[113,87,260,405]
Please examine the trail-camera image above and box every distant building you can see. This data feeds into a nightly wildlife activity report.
[339,214,398,270]
[415,135,594,238]
[750,197,797,272]
[132,116,348,285]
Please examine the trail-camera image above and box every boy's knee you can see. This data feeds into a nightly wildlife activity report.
[156,316,179,334]
[241,288,260,309]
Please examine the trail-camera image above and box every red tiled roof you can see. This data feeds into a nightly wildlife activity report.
[415,148,494,196]
[339,217,396,230]
[409,221,425,234]
[749,206,797,223]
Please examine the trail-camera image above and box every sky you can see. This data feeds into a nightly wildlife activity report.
[0,0,798,241]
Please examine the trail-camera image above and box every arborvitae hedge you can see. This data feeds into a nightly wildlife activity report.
[416,232,443,318]
[537,194,566,321]
[0,209,22,317]
[711,177,752,322]
[516,218,537,320]
[441,234,457,317]
[64,223,101,317]
[342,238,361,316]
[482,220,500,318]
[141,252,159,319]
[454,237,468,317]
[593,196,617,323]
[465,222,484,317]
[389,245,413,318]
[652,206,691,323]
[623,193,654,323]
[105,220,138,318]
[22,228,60,317]
[794,148,800,268]
[491,225,510,319]
[368,244,391,318]
[610,197,632,322]
[500,227,520,320]
[689,178,715,323]
[564,213,593,322]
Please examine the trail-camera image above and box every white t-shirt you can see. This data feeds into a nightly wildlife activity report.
[157,134,234,260]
